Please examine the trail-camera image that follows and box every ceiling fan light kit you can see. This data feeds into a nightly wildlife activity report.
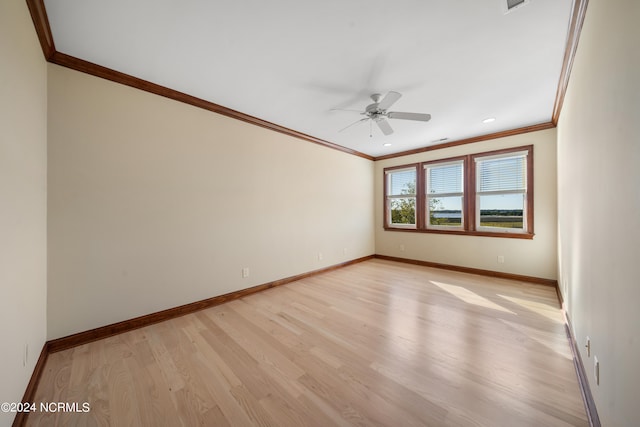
[336,91,431,137]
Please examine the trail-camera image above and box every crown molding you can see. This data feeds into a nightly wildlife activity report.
[373,122,555,161]
[552,0,590,125]
[26,0,55,59]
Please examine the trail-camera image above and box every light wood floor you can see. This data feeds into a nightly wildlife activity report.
[28,259,588,426]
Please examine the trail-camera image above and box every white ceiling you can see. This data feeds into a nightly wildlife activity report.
[43,0,573,157]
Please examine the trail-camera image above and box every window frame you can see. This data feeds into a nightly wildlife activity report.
[423,157,466,231]
[383,145,534,239]
[384,164,419,229]
[472,149,530,234]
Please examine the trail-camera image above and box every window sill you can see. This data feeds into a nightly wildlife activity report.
[383,226,534,240]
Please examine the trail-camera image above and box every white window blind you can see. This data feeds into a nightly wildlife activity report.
[427,162,463,195]
[425,160,464,229]
[476,153,526,193]
[474,151,528,232]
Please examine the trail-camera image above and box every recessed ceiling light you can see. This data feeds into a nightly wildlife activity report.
[482,117,496,124]
[431,137,449,143]
[383,143,392,147]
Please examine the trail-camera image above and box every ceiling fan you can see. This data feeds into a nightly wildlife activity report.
[334,91,431,136]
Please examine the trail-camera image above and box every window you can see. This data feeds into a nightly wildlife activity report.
[383,146,533,238]
[474,151,528,233]
[425,160,464,230]
[385,166,417,228]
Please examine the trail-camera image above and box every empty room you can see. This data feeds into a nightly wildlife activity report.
[1,0,638,426]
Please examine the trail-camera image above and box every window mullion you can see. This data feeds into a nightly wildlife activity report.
[417,163,426,229]
[387,194,417,199]
[476,189,526,196]
[467,154,475,232]
[427,191,464,198]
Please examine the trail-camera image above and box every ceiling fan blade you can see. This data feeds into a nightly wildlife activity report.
[377,91,402,110]
[387,112,432,122]
[376,118,394,135]
[339,118,369,132]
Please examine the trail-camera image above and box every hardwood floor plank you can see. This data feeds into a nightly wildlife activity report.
[188,352,255,427]
[296,373,378,427]
[228,384,279,427]
[122,353,161,427]
[26,259,588,426]
[107,358,142,427]
[142,363,185,427]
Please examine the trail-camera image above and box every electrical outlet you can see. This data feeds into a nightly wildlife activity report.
[594,356,600,385]
[400,244,405,252]
[585,336,591,357]
[497,255,505,264]
[23,343,28,367]
[318,252,323,261]
[242,267,250,278]
[343,247,347,255]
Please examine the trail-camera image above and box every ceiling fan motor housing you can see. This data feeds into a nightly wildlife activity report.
[365,102,384,117]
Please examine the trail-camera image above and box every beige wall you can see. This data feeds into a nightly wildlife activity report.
[0,1,48,425]
[47,64,375,339]
[375,129,558,280]
[557,0,640,425]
